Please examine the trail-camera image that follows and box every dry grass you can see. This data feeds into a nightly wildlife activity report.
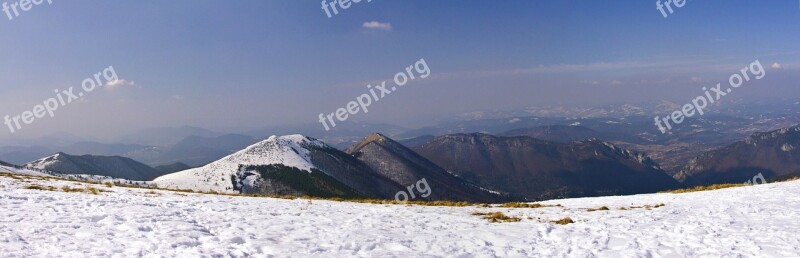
[551,217,575,225]
[781,176,800,182]
[0,172,44,182]
[500,202,546,208]
[663,184,747,193]
[143,190,162,197]
[472,212,522,223]
[61,186,110,195]
[24,184,57,191]
[3,171,526,208]
[23,183,109,195]
[587,206,609,212]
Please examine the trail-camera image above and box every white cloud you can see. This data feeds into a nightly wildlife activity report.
[771,62,782,69]
[105,79,136,90]
[172,95,185,101]
[362,21,392,31]
[611,80,624,85]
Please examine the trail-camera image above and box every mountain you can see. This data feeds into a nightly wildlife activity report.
[154,135,404,199]
[153,162,192,174]
[235,164,364,198]
[24,153,163,181]
[412,133,680,200]
[397,135,436,148]
[145,134,258,166]
[246,121,407,139]
[0,159,15,167]
[115,126,220,147]
[0,132,92,148]
[676,126,800,185]
[61,142,151,156]
[245,121,408,151]
[500,125,606,143]
[0,160,50,177]
[345,133,505,203]
[0,146,55,165]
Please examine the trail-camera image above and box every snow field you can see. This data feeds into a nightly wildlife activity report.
[1,172,799,257]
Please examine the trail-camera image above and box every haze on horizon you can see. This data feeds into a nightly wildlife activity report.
[1,0,798,141]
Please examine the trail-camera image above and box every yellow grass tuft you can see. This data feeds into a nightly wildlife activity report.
[587,206,609,212]
[551,217,575,225]
[471,212,522,223]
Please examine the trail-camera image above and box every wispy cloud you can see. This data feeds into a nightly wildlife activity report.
[105,79,136,90]
[362,21,392,31]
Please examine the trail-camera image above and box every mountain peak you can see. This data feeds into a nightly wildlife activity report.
[155,134,328,193]
[345,133,397,153]
[24,152,162,181]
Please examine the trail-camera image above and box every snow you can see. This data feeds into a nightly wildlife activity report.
[24,153,61,171]
[153,135,325,193]
[0,164,50,177]
[2,171,799,257]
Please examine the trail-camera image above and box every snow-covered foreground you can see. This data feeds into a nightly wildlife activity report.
[1,173,799,257]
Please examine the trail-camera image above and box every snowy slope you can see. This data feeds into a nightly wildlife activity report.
[2,163,153,186]
[153,135,325,193]
[0,163,50,177]
[2,173,799,257]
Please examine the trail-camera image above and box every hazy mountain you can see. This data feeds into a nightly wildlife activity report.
[345,133,505,203]
[500,125,607,143]
[0,146,54,165]
[61,142,151,156]
[155,135,404,199]
[0,132,93,148]
[153,162,192,174]
[457,99,800,121]
[0,159,14,167]
[146,134,258,166]
[397,135,436,148]
[676,126,800,185]
[115,126,220,147]
[413,133,679,200]
[246,121,407,139]
[24,153,164,181]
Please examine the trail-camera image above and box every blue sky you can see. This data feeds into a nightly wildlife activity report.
[0,0,798,140]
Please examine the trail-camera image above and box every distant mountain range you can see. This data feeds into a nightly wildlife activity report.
[0,133,259,168]
[114,126,221,147]
[3,104,799,202]
[153,135,501,201]
[499,125,632,143]
[152,132,685,201]
[412,133,679,200]
[676,126,800,185]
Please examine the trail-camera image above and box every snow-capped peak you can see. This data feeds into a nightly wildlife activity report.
[153,134,327,193]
